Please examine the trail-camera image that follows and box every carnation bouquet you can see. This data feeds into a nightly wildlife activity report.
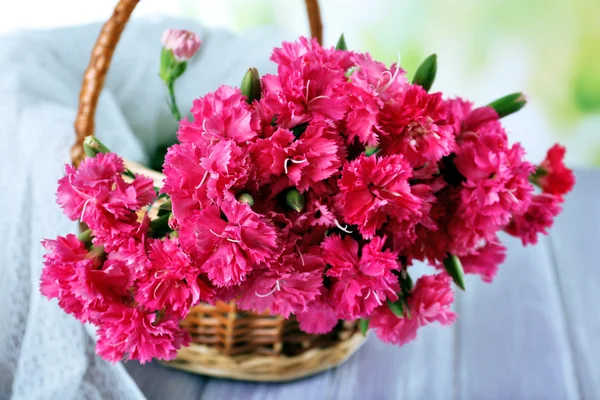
[41,28,574,365]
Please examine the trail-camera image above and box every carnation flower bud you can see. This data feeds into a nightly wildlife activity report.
[240,68,262,103]
[359,318,369,336]
[412,53,437,92]
[487,92,527,118]
[83,136,111,158]
[443,254,466,291]
[365,146,379,156]
[159,29,201,85]
[285,189,305,212]
[335,33,348,51]
[236,192,255,207]
[161,29,202,62]
[77,228,93,248]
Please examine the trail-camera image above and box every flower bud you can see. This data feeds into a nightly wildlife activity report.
[359,318,369,336]
[236,192,255,207]
[240,68,262,103]
[161,29,202,62]
[365,146,379,156]
[412,53,437,92]
[285,188,305,212]
[443,254,466,291]
[487,92,527,118]
[77,228,93,248]
[83,136,111,158]
[335,33,348,51]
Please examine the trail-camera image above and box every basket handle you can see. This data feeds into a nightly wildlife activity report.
[71,0,323,166]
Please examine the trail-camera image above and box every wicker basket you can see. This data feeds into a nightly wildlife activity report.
[71,0,366,382]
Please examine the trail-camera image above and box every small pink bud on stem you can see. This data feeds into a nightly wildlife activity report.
[161,29,202,62]
[160,29,202,121]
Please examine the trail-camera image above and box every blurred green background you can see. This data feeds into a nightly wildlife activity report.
[182,0,600,167]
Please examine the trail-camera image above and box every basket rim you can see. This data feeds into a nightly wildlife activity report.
[160,332,367,382]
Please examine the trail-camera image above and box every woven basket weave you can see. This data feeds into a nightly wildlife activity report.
[72,0,366,382]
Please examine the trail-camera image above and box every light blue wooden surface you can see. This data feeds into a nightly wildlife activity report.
[126,169,598,400]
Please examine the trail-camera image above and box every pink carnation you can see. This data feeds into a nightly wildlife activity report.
[459,237,506,283]
[370,273,456,346]
[57,152,156,250]
[449,122,535,252]
[108,237,150,277]
[384,182,441,256]
[296,298,339,334]
[251,122,345,194]
[292,191,337,230]
[409,274,456,325]
[236,251,324,318]
[338,154,421,239]
[161,29,201,62]
[342,82,382,147]
[271,36,353,74]
[349,53,409,102]
[162,140,249,222]
[178,85,260,145]
[249,128,295,186]
[40,234,131,322]
[535,144,575,197]
[323,235,400,320]
[96,304,190,364]
[369,306,419,346]
[262,37,352,128]
[57,152,121,221]
[135,238,208,319]
[505,193,562,245]
[379,85,454,166]
[179,200,278,286]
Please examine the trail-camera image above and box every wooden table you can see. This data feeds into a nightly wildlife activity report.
[126,169,599,400]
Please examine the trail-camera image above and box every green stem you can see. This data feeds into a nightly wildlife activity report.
[167,80,182,121]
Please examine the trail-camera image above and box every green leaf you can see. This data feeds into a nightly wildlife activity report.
[443,254,466,291]
[359,318,369,336]
[291,122,309,139]
[150,213,171,238]
[240,67,262,103]
[335,33,348,51]
[157,199,172,217]
[285,188,305,212]
[399,269,413,295]
[412,54,437,92]
[387,299,405,317]
[487,92,527,118]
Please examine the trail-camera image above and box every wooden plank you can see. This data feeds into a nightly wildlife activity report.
[327,264,455,400]
[549,169,600,399]
[125,361,206,400]
[327,329,455,400]
[455,233,579,400]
